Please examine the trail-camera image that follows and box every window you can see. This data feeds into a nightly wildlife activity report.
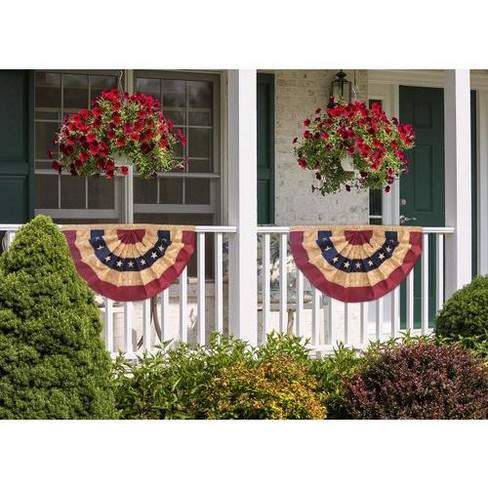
[34,70,222,228]
[35,71,120,223]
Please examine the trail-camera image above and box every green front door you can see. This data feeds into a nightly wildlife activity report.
[0,70,35,224]
[399,85,477,327]
[399,86,444,327]
[257,73,275,225]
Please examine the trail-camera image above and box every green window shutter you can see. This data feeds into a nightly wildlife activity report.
[257,73,275,225]
[0,70,35,223]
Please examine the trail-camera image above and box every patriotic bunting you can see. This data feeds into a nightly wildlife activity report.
[290,225,422,303]
[62,224,195,301]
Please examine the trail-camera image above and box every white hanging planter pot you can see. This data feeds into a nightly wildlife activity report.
[340,155,355,172]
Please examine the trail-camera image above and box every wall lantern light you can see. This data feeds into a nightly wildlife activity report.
[331,70,352,103]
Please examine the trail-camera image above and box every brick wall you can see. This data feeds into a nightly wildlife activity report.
[266,69,370,226]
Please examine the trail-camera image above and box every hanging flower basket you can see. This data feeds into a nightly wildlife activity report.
[49,89,187,179]
[292,98,416,194]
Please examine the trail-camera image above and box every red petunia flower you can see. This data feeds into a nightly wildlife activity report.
[298,159,307,169]
[116,137,126,147]
[120,166,129,176]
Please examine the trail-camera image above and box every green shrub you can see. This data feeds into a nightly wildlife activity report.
[435,275,488,350]
[112,331,318,419]
[343,338,488,419]
[200,354,327,419]
[309,343,363,419]
[112,333,253,419]
[0,215,115,419]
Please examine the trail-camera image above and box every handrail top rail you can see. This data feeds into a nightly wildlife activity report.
[257,225,455,234]
[0,224,238,233]
[0,224,455,235]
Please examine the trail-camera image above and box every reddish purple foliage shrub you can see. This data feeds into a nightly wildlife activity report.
[343,340,488,419]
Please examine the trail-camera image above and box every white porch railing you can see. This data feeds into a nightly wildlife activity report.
[0,224,454,358]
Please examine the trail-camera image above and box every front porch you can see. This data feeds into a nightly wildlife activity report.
[2,223,455,357]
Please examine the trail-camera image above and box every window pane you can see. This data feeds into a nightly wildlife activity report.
[189,110,211,126]
[135,77,160,99]
[37,175,58,208]
[134,177,158,204]
[188,128,212,159]
[63,73,89,110]
[90,74,117,99]
[187,81,212,108]
[164,109,186,126]
[36,122,58,160]
[188,159,211,173]
[36,72,61,109]
[185,179,210,204]
[162,79,185,107]
[88,177,115,209]
[159,178,183,204]
[61,176,85,209]
[36,111,59,121]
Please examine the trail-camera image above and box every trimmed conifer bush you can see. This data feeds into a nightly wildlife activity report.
[435,275,488,349]
[343,339,488,419]
[0,215,115,419]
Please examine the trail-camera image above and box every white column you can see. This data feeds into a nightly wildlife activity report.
[478,91,488,275]
[444,70,472,298]
[227,70,258,344]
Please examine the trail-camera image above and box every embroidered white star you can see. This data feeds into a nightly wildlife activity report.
[158,245,164,252]
[343,261,350,269]
[97,244,104,250]
[140,258,146,265]
[332,256,339,263]
[104,255,111,262]
[355,262,362,269]
[151,252,158,259]
[379,253,385,260]
[116,260,122,268]
[368,260,374,266]
[128,261,134,268]
[386,246,392,252]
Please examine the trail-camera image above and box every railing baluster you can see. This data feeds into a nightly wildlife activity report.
[327,296,336,347]
[197,232,206,345]
[179,267,188,343]
[142,299,151,352]
[124,302,133,355]
[214,232,224,334]
[421,233,429,334]
[104,298,114,354]
[391,288,400,338]
[375,297,383,341]
[360,301,368,345]
[296,268,304,337]
[344,302,350,345]
[312,287,320,346]
[279,233,287,334]
[262,233,271,337]
[406,272,414,332]
[161,288,169,343]
[436,233,444,314]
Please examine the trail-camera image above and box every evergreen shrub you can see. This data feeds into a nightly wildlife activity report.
[0,215,115,419]
[435,275,488,351]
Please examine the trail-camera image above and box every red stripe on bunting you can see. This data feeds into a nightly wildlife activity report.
[290,230,422,303]
[63,229,195,301]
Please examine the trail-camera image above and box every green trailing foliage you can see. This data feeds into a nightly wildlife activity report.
[342,337,488,419]
[0,215,115,419]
